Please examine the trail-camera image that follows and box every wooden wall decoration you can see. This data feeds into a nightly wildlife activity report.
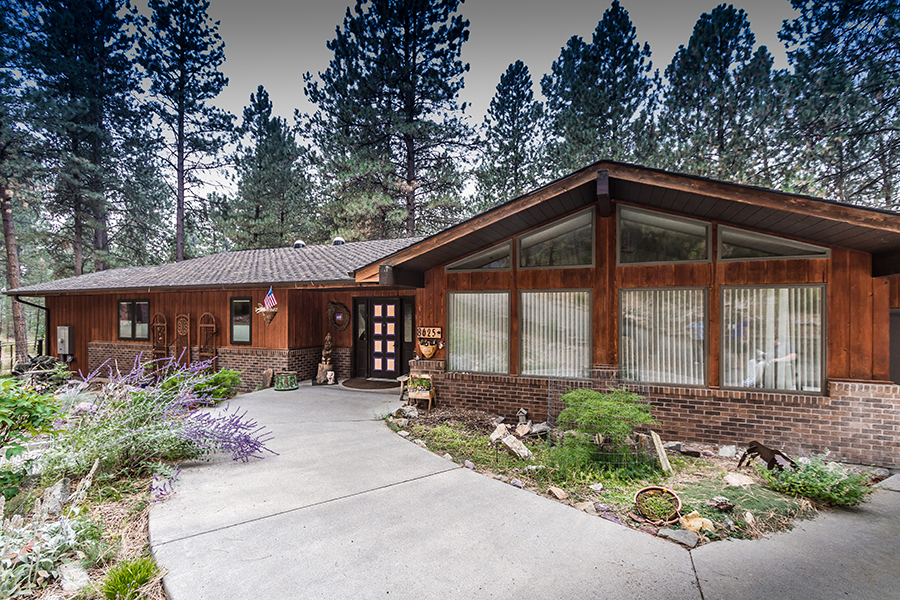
[198,312,217,368]
[175,313,190,365]
[151,313,168,361]
[327,302,351,331]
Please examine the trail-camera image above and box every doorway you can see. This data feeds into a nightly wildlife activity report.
[353,297,415,379]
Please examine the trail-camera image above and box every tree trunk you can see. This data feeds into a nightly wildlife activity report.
[405,133,416,236]
[176,105,185,262]
[1,183,28,363]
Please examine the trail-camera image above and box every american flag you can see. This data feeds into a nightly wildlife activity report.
[264,287,278,310]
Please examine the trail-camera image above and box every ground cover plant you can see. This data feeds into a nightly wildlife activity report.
[389,408,836,544]
[756,456,872,507]
[1,356,275,597]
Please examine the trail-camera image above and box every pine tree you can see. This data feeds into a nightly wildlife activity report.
[0,1,30,361]
[779,0,900,208]
[661,4,778,183]
[303,0,472,239]
[540,0,657,174]
[139,0,233,261]
[473,61,543,212]
[222,85,309,250]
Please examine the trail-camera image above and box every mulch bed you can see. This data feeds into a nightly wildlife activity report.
[413,407,498,434]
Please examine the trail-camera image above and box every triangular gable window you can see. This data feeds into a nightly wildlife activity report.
[446,241,512,272]
[719,226,830,261]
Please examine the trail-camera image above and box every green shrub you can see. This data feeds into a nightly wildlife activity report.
[0,378,59,457]
[101,555,159,600]
[160,369,242,400]
[757,457,873,506]
[557,388,656,446]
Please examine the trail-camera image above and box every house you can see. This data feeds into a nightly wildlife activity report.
[9,161,900,466]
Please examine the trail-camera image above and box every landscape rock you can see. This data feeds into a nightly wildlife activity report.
[718,445,737,458]
[724,472,755,487]
[575,501,596,514]
[594,503,612,512]
[548,486,568,500]
[600,512,624,526]
[464,460,475,470]
[399,406,419,419]
[59,563,91,592]
[443,453,453,461]
[679,446,701,457]
[393,418,409,427]
[744,511,755,525]
[664,441,682,452]
[510,478,524,489]
[514,422,533,437]
[658,528,699,548]
[72,401,97,416]
[680,511,715,533]
[589,482,604,493]
[706,496,735,511]
[530,422,551,435]
[42,478,70,516]
[413,439,427,448]
[523,465,545,472]
[701,449,715,458]
[501,435,534,460]
[651,431,672,473]
[638,526,658,536]
[398,431,410,438]
[489,423,509,443]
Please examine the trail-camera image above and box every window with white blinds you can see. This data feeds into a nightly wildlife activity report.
[520,290,591,378]
[721,286,824,392]
[620,288,707,385]
[447,292,509,373]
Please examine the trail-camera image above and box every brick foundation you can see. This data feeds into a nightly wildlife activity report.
[411,360,900,468]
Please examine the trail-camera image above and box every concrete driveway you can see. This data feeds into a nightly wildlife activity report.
[149,385,899,600]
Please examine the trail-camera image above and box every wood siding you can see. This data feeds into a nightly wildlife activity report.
[425,205,891,385]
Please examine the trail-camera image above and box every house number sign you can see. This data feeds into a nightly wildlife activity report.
[416,326,442,339]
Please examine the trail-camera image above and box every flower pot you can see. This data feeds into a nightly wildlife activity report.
[634,486,682,524]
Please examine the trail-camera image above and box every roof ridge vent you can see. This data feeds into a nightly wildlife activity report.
[332,236,345,246]
[293,240,306,248]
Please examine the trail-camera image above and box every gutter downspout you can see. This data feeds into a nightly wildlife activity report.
[14,295,49,356]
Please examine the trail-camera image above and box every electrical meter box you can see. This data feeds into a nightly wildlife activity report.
[57,326,74,355]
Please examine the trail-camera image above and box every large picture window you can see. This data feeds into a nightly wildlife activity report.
[520,290,591,378]
[448,292,509,373]
[518,208,594,269]
[118,300,149,340]
[721,286,824,392]
[230,297,252,345]
[618,205,710,265]
[620,288,707,385]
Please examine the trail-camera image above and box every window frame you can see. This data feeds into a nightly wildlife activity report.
[719,283,827,395]
[616,204,712,267]
[618,286,709,387]
[717,225,831,262]
[447,290,511,375]
[117,299,150,341]
[517,207,596,271]
[445,240,513,273]
[230,296,253,346]
[518,288,593,378]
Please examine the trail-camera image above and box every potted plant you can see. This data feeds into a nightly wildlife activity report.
[634,486,682,524]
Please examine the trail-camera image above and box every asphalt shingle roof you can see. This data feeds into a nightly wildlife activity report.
[9,238,421,295]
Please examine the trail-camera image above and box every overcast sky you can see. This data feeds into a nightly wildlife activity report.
[201,0,800,126]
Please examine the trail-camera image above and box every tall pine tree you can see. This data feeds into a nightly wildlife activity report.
[221,85,309,250]
[540,0,657,174]
[139,0,233,261]
[661,4,778,184]
[473,60,543,212]
[779,0,900,208]
[303,0,472,239]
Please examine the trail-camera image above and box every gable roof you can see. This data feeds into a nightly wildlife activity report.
[9,237,421,296]
[353,160,900,281]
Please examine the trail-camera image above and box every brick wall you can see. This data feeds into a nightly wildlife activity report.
[87,341,151,376]
[333,347,352,380]
[411,359,900,468]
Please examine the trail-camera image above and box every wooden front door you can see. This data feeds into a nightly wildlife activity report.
[370,298,400,378]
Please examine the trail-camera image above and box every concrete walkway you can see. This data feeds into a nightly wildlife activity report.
[149,386,900,600]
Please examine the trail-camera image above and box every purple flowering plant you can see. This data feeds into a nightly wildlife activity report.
[41,355,276,481]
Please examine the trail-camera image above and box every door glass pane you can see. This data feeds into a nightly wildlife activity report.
[374,304,383,317]
[387,304,395,317]
[373,358,382,370]
[386,340,395,353]
[404,303,413,343]
[387,358,395,371]
[357,304,367,342]
[374,340,382,353]
[387,322,395,336]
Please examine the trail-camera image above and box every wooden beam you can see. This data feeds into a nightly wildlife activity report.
[379,265,425,288]
[607,163,900,234]
[596,169,611,217]
[873,248,900,277]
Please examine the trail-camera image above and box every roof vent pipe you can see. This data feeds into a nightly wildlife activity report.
[332,237,345,246]
[293,240,306,248]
